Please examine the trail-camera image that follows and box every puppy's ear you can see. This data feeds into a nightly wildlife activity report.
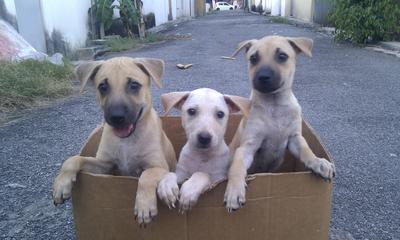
[231,39,257,58]
[134,58,164,88]
[287,37,313,57]
[75,61,103,93]
[161,91,190,115]
[224,95,252,117]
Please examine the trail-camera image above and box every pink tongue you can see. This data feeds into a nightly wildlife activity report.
[112,124,134,138]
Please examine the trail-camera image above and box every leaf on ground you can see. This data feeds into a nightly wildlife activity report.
[176,64,193,70]
[221,56,236,60]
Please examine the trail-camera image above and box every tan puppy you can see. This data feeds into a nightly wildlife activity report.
[224,36,336,211]
[157,88,250,212]
[52,57,176,225]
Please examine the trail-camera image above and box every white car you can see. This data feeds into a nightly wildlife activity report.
[215,2,234,11]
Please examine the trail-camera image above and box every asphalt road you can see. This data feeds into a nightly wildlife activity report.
[1,11,399,240]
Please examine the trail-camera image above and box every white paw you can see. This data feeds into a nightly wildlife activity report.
[309,157,336,180]
[223,178,246,212]
[134,193,158,226]
[157,173,179,208]
[52,170,76,205]
[179,181,201,213]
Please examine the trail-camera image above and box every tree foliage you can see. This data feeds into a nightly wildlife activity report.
[329,0,400,44]
[119,0,140,38]
[93,0,141,38]
[95,0,114,31]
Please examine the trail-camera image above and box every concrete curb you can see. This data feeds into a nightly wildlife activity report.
[366,41,400,58]
[146,17,192,34]
[262,15,400,56]
[263,15,335,37]
[74,18,192,61]
[379,41,400,52]
[365,46,400,58]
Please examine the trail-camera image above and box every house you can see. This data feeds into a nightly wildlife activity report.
[0,0,205,57]
[248,0,332,25]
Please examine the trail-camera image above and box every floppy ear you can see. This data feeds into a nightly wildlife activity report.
[224,95,252,117]
[75,61,103,93]
[287,37,313,57]
[134,58,164,88]
[161,91,190,115]
[231,39,257,58]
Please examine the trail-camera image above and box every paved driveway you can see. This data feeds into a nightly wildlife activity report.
[1,11,399,240]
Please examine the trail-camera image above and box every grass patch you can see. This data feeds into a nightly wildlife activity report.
[270,16,290,24]
[105,33,166,52]
[0,60,74,115]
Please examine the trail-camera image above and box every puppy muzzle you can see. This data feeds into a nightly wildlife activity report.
[253,67,282,93]
[105,104,143,138]
[196,132,212,149]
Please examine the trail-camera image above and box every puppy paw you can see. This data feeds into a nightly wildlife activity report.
[134,193,158,225]
[53,170,77,205]
[309,157,336,180]
[157,173,179,209]
[223,178,246,212]
[179,181,201,213]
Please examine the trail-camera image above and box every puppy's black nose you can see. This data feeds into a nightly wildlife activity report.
[197,132,212,147]
[253,67,281,93]
[257,67,274,83]
[108,105,128,127]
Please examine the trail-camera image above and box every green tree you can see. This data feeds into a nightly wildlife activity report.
[329,0,400,44]
[93,0,141,39]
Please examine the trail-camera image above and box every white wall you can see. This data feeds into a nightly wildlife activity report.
[143,0,194,25]
[253,0,272,10]
[40,0,91,50]
[14,0,47,52]
[271,0,280,15]
[3,0,16,15]
[291,0,314,22]
[171,0,177,19]
[182,0,195,17]
[142,0,170,26]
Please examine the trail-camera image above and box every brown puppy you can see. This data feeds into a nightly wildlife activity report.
[52,57,176,225]
[224,36,336,211]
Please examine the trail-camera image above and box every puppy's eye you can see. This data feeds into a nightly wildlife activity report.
[127,81,141,93]
[249,53,260,65]
[98,81,108,95]
[277,52,288,62]
[216,111,225,119]
[187,108,196,116]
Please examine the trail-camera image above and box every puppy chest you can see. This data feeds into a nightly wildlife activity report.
[259,135,289,158]
[199,158,228,174]
[114,145,143,176]
[178,153,229,176]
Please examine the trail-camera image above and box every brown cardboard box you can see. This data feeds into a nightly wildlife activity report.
[71,115,333,240]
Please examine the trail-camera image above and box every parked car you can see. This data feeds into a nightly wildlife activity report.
[215,2,234,11]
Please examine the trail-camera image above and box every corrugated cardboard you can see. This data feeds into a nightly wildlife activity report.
[72,115,333,240]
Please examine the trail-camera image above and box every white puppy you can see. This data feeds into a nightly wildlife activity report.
[157,88,250,212]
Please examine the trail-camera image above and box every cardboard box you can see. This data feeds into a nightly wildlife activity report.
[72,115,333,240]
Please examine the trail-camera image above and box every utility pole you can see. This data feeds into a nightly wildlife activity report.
[168,0,173,20]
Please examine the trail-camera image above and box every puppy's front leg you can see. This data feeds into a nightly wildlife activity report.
[288,134,336,180]
[135,167,168,225]
[179,172,211,213]
[157,172,179,209]
[224,138,261,212]
[157,164,191,209]
[53,156,113,205]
